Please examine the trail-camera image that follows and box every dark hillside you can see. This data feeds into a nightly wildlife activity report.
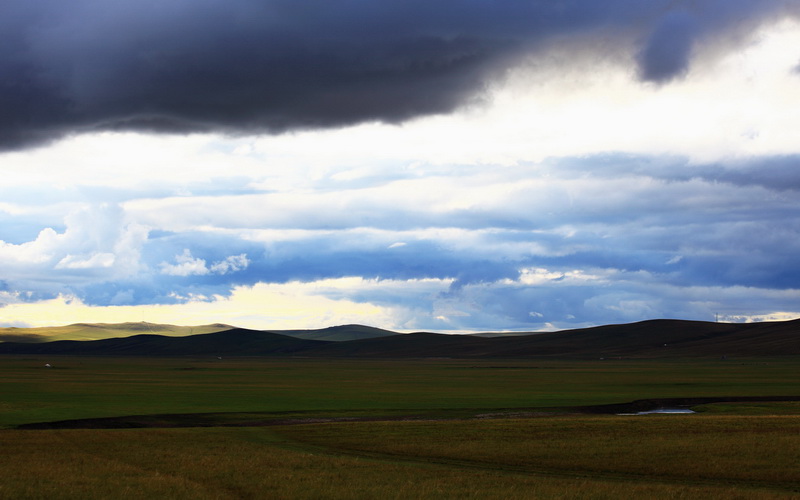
[277,324,398,342]
[305,319,800,358]
[478,319,748,358]
[0,329,328,356]
[1,319,798,358]
[489,319,800,358]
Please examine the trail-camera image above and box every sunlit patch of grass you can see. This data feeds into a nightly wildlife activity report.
[0,323,229,342]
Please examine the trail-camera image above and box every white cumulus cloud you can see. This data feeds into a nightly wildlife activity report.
[160,250,249,276]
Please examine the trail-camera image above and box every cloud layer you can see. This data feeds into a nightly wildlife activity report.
[1,4,799,331]
[2,0,797,150]
[2,147,799,330]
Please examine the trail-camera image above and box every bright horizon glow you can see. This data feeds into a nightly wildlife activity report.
[0,280,398,331]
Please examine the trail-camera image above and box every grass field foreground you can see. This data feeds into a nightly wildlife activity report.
[1,355,798,498]
[1,424,798,499]
[278,415,800,490]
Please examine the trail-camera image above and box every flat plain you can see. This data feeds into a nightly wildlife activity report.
[1,355,799,498]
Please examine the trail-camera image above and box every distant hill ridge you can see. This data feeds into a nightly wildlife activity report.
[275,324,398,342]
[1,318,798,358]
[0,322,235,343]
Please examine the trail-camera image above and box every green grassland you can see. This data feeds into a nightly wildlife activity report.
[1,355,799,498]
[2,356,800,427]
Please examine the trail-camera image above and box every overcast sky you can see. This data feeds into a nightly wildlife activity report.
[1,0,800,331]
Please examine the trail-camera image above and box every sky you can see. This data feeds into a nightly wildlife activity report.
[1,0,800,332]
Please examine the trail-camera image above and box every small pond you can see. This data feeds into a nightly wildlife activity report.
[617,408,696,416]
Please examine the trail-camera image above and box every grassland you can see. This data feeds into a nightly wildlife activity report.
[1,355,798,498]
[3,421,798,499]
[278,415,800,495]
[4,356,800,427]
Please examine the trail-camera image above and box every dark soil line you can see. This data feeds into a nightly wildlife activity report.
[571,395,800,415]
[16,396,800,430]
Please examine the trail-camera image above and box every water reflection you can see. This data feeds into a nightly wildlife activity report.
[617,408,696,415]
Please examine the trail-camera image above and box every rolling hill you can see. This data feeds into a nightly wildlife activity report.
[473,318,800,358]
[276,324,399,342]
[0,322,396,343]
[0,318,798,358]
[0,322,233,343]
[0,328,326,356]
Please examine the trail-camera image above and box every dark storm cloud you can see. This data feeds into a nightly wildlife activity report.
[637,9,699,82]
[636,0,800,83]
[1,0,795,150]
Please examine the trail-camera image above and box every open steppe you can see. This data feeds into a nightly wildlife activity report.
[1,319,799,498]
